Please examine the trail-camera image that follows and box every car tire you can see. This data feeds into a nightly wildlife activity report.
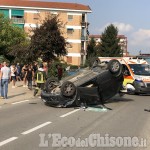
[45,77,59,93]
[61,81,76,97]
[108,59,122,77]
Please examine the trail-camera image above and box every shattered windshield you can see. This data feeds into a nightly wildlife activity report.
[129,64,150,76]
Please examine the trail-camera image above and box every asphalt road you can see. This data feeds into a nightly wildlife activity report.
[0,94,150,150]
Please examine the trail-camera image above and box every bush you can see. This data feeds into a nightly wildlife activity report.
[47,61,68,78]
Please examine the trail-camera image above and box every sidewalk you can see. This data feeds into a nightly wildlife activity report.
[0,81,35,106]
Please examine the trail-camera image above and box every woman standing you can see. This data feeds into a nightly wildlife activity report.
[22,65,28,87]
[10,64,17,88]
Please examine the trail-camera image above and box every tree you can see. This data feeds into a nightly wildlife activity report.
[87,37,97,58]
[8,39,34,64]
[29,15,67,64]
[97,24,122,57]
[0,13,27,61]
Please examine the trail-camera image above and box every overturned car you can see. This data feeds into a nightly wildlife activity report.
[41,59,124,107]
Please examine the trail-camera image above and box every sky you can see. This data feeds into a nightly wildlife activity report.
[39,0,150,55]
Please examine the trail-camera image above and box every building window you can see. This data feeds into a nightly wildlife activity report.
[67,56,72,63]
[81,41,84,53]
[11,16,24,24]
[0,9,9,17]
[68,15,73,21]
[67,43,73,48]
[67,28,74,35]
[11,9,24,16]
[81,27,85,36]
[82,14,85,22]
[11,9,24,24]
[33,13,40,20]
[51,14,57,18]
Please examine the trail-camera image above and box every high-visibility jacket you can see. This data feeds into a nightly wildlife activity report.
[35,70,46,83]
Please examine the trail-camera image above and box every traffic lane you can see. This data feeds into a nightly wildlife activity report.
[0,108,81,150]
[77,94,150,150]
[1,94,150,150]
[0,98,77,142]
[0,108,88,150]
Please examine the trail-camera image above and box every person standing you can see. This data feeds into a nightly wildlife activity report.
[0,68,2,98]
[22,65,28,87]
[32,62,38,86]
[0,62,11,99]
[16,63,22,81]
[26,65,34,90]
[34,64,46,96]
[43,63,48,76]
[57,64,63,80]
[10,64,17,88]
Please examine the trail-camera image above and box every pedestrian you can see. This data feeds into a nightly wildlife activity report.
[32,62,38,86]
[10,64,17,88]
[56,64,63,80]
[0,68,2,98]
[26,65,34,90]
[0,62,11,99]
[43,63,48,76]
[22,64,28,87]
[34,64,46,97]
[16,63,22,81]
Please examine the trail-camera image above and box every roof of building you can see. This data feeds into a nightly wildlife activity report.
[89,35,101,38]
[89,34,127,39]
[0,0,92,12]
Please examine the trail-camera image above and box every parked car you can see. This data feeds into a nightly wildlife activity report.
[41,58,124,107]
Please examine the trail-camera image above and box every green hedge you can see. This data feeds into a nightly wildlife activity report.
[47,61,68,78]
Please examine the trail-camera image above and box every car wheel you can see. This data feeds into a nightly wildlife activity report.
[45,77,59,93]
[108,60,120,73]
[61,81,76,97]
[108,60,122,77]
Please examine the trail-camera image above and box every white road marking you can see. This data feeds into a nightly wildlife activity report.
[60,109,80,118]
[21,122,52,135]
[0,137,18,147]
[12,100,29,105]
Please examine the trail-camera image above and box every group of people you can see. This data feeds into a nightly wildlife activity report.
[0,61,64,99]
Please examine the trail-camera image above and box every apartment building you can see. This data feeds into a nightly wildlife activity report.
[89,34,128,56]
[0,0,92,65]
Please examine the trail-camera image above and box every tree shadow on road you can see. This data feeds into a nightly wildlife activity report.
[8,92,26,99]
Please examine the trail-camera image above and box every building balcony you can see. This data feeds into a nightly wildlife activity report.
[11,18,25,24]
[80,48,87,55]
[81,48,84,54]
[81,21,89,27]
[81,35,88,41]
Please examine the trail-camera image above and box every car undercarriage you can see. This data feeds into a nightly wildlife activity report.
[41,59,124,108]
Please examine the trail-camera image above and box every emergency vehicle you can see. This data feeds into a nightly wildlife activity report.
[98,57,150,94]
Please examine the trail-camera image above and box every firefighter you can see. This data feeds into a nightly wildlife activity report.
[34,64,47,97]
